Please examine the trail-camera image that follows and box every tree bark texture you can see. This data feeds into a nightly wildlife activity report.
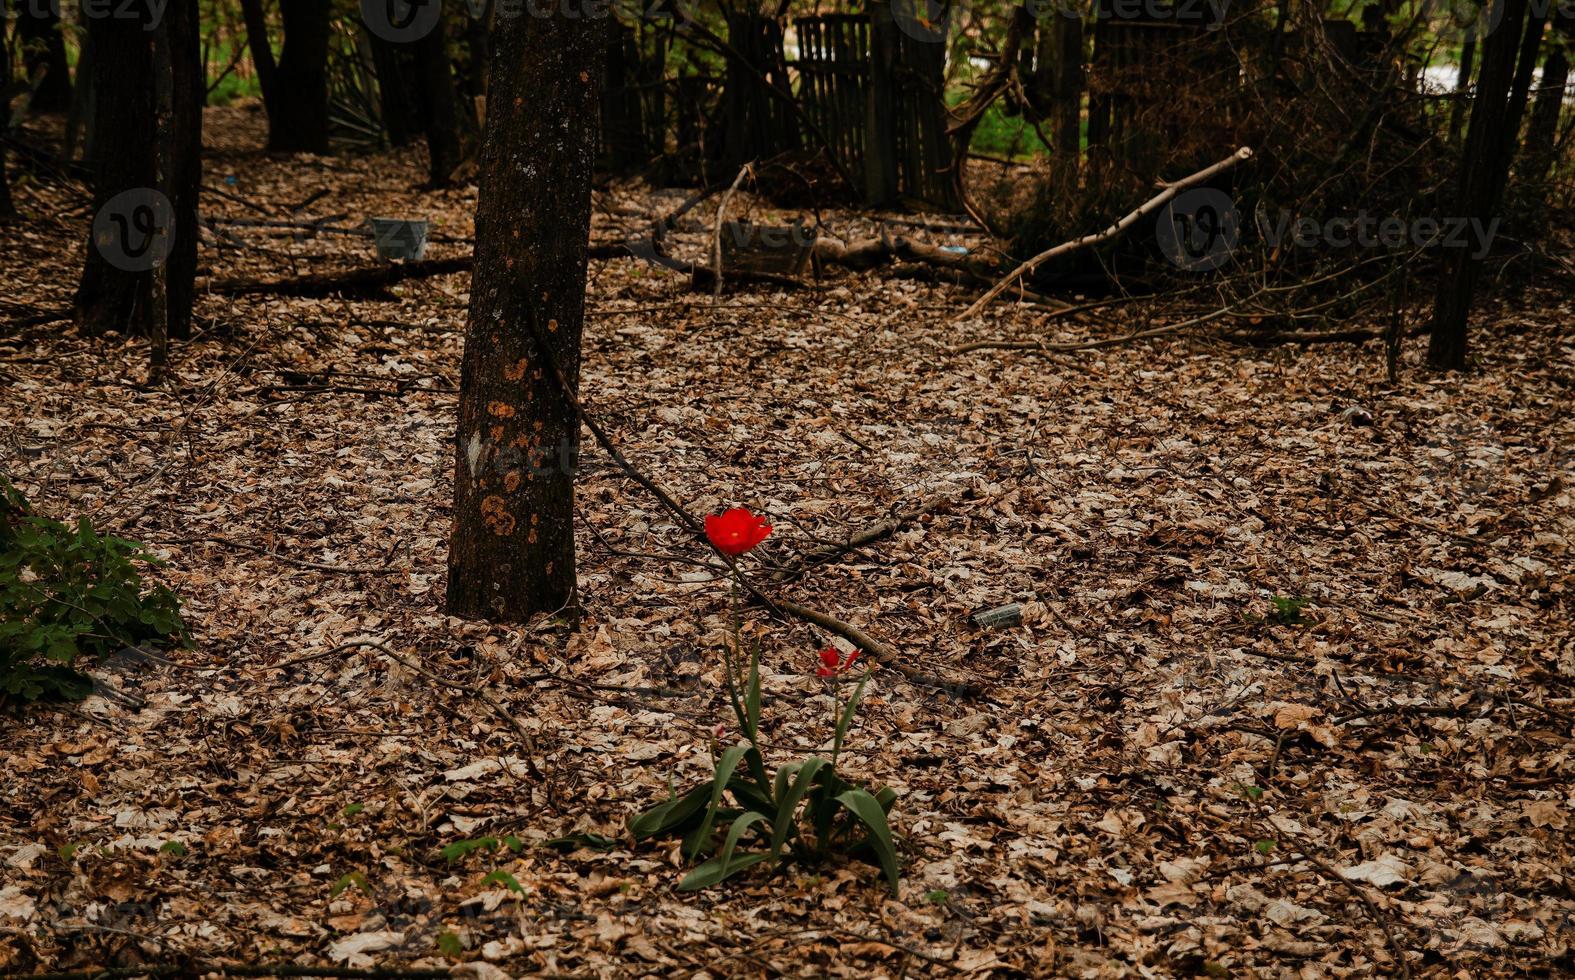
[74,0,201,341]
[446,6,606,622]
[1428,0,1540,370]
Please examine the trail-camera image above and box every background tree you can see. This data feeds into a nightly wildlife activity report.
[1428,0,1544,370]
[447,6,606,622]
[361,5,465,185]
[367,30,421,147]
[16,0,71,112]
[74,0,202,343]
[1520,9,1572,209]
[410,7,463,186]
[1,2,16,222]
[239,0,329,153]
[459,0,492,104]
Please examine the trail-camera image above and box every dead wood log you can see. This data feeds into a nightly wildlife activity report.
[208,256,474,298]
[207,242,644,298]
[812,234,994,278]
[202,228,1008,301]
[774,493,959,581]
[954,146,1254,322]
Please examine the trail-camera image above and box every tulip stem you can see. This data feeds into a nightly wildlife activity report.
[723,571,752,747]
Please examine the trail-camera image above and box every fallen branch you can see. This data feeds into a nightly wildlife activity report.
[1220,323,1431,346]
[774,597,983,698]
[1271,828,1414,979]
[954,146,1254,322]
[207,257,473,298]
[6,965,452,980]
[208,241,642,299]
[775,494,961,581]
[688,265,807,293]
[520,312,983,698]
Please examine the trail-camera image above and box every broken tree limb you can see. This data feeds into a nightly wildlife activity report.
[208,256,474,298]
[519,311,984,699]
[775,493,960,581]
[773,598,984,698]
[954,146,1254,322]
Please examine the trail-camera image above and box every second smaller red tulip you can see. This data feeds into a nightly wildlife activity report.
[815,646,861,678]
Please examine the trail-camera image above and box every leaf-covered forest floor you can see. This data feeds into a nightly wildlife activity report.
[2,104,1573,978]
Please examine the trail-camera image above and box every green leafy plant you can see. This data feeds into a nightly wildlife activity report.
[440,834,530,897]
[330,871,371,898]
[440,835,525,863]
[436,932,464,959]
[628,508,901,895]
[1267,595,1311,626]
[0,477,190,706]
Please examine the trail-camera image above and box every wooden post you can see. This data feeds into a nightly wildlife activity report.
[865,0,899,206]
[1048,11,1083,197]
[901,0,959,210]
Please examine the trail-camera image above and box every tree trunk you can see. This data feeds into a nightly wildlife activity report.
[412,11,464,186]
[63,34,94,162]
[17,0,72,112]
[1427,0,1541,370]
[369,31,421,146]
[461,0,493,102]
[1521,13,1571,201]
[446,7,606,623]
[237,0,279,108]
[0,123,13,222]
[1,1,16,222]
[267,0,330,153]
[1450,32,1476,145]
[165,0,204,343]
[1047,12,1082,194]
[75,0,201,343]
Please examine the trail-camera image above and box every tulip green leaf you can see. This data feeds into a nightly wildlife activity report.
[628,779,713,841]
[769,757,829,861]
[836,788,900,896]
[689,744,750,859]
[678,811,773,891]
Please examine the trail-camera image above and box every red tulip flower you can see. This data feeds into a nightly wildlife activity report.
[705,507,772,557]
[815,646,861,678]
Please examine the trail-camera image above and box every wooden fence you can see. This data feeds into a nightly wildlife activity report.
[794,1,959,210]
